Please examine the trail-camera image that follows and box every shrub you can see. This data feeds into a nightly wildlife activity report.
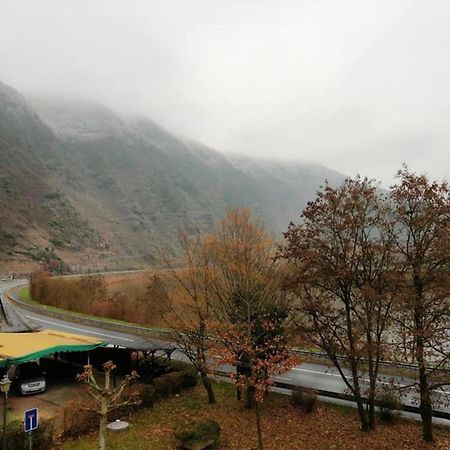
[180,370,198,389]
[162,360,199,389]
[175,419,220,450]
[152,363,198,397]
[291,386,318,413]
[166,360,197,374]
[5,418,54,450]
[133,383,157,407]
[377,391,402,423]
[153,371,185,397]
[62,400,98,438]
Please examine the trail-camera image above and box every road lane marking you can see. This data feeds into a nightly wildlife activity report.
[24,315,135,342]
[293,367,342,378]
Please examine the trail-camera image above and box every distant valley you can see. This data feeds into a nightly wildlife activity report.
[0,81,344,272]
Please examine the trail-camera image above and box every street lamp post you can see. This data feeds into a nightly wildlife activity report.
[1,374,12,450]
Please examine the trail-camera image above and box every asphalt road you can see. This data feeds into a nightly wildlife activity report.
[0,279,181,357]
[1,278,449,424]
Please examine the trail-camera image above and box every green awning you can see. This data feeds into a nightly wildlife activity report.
[0,330,107,368]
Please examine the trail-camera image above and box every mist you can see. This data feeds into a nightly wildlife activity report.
[1,0,450,186]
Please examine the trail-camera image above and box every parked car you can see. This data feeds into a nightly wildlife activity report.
[8,362,46,395]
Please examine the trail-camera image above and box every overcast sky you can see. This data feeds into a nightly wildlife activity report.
[1,0,450,185]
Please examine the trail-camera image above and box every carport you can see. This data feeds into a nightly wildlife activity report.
[0,294,107,368]
[0,330,107,368]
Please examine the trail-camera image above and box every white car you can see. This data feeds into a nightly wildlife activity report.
[8,362,46,395]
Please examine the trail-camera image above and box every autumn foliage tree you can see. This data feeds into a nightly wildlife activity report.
[205,210,296,450]
[29,269,51,301]
[214,309,295,450]
[28,271,135,322]
[389,168,450,442]
[78,275,108,313]
[281,177,398,431]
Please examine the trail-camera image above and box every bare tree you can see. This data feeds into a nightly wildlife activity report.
[76,361,140,450]
[153,232,216,404]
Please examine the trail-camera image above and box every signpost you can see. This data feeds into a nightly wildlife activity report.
[24,408,38,450]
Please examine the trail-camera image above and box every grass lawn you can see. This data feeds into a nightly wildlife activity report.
[62,381,450,450]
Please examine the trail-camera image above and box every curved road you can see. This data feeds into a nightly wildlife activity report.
[1,278,449,425]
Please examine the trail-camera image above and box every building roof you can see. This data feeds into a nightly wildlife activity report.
[0,330,106,367]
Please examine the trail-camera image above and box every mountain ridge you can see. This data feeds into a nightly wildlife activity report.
[0,81,345,272]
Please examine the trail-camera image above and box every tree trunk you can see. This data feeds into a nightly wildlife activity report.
[413,274,433,442]
[99,411,107,450]
[245,385,255,409]
[367,383,376,430]
[417,338,433,442]
[345,299,369,432]
[419,380,433,443]
[366,328,376,431]
[367,342,376,431]
[349,362,370,431]
[355,397,369,432]
[255,400,264,450]
[201,372,216,404]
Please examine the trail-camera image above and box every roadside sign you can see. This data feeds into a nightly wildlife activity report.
[24,408,38,433]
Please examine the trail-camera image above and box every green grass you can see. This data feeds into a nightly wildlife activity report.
[61,382,236,450]
[326,401,356,416]
[19,286,31,302]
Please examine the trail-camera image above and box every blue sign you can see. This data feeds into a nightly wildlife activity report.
[24,408,38,433]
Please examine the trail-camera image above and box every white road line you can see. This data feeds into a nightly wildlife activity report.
[293,367,342,378]
[24,315,135,342]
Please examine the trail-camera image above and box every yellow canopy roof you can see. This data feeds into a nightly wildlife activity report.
[0,330,106,367]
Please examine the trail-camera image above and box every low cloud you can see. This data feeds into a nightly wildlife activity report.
[1,0,449,186]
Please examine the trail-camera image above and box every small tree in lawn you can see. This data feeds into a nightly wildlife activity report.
[214,310,296,450]
[76,361,140,450]
[151,232,217,404]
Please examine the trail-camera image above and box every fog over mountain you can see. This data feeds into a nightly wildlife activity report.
[0,81,343,270]
[1,1,450,185]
